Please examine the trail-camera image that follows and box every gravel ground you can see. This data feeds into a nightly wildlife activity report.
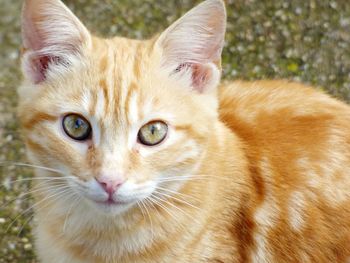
[0,0,349,261]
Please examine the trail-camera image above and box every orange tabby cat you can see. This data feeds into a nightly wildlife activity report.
[18,0,350,262]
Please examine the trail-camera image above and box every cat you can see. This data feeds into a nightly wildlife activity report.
[18,0,350,262]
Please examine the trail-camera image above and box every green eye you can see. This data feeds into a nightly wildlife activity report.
[62,114,92,141]
[138,121,168,146]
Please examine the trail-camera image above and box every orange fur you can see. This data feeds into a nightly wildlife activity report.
[18,0,350,262]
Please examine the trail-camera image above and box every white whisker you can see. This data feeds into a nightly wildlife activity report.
[147,196,177,221]
[136,201,146,221]
[1,182,68,209]
[0,176,74,188]
[153,190,201,211]
[63,195,81,234]
[151,194,192,219]
[144,197,162,219]
[6,186,73,233]
[156,186,201,203]
[16,190,77,237]
[139,200,154,245]
[0,161,66,175]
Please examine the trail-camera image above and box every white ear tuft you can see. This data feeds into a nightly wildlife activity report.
[156,0,226,93]
[21,0,91,84]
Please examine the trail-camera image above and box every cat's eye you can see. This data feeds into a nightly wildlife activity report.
[138,121,168,146]
[62,114,92,141]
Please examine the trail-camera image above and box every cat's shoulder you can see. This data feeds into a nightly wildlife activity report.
[218,79,350,158]
[218,79,350,117]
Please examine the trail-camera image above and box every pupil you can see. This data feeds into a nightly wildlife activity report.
[150,125,156,135]
[75,119,82,129]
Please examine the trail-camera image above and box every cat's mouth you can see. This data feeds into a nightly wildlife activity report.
[75,178,156,213]
[96,198,130,206]
[92,196,136,214]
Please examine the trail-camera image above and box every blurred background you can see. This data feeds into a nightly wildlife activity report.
[0,0,349,261]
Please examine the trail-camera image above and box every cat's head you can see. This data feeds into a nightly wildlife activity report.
[18,0,226,215]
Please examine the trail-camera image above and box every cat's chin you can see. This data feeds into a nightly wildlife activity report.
[91,199,136,215]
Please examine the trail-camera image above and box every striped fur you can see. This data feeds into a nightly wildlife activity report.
[18,0,350,262]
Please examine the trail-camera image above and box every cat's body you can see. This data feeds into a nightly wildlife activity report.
[18,0,350,262]
[28,79,350,263]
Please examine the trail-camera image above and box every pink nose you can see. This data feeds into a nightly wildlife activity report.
[96,176,124,195]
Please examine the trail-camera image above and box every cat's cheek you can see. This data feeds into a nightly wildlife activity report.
[117,180,157,201]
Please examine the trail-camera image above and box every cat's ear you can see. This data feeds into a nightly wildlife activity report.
[155,0,226,93]
[21,0,91,84]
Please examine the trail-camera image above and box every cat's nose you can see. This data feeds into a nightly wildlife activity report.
[96,176,125,195]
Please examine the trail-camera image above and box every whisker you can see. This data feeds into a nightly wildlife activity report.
[0,176,73,189]
[16,213,35,237]
[63,195,81,234]
[157,174,248,188]
[0,182,68,209]
[157,178,203,183]
[6,187,72,233]
[19,191,78,237]
[157,175,220,183]
[136,201,146,221]
[147,196,177,221]
[144,197,162,219]
[158,174,233,181]
[0,161,66,175]
[157,175,198,181]
[151,194,192,219]
[139,200,154,244]
[153,190,201,211]
[155,186,201,203]
[147,196,189,230]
